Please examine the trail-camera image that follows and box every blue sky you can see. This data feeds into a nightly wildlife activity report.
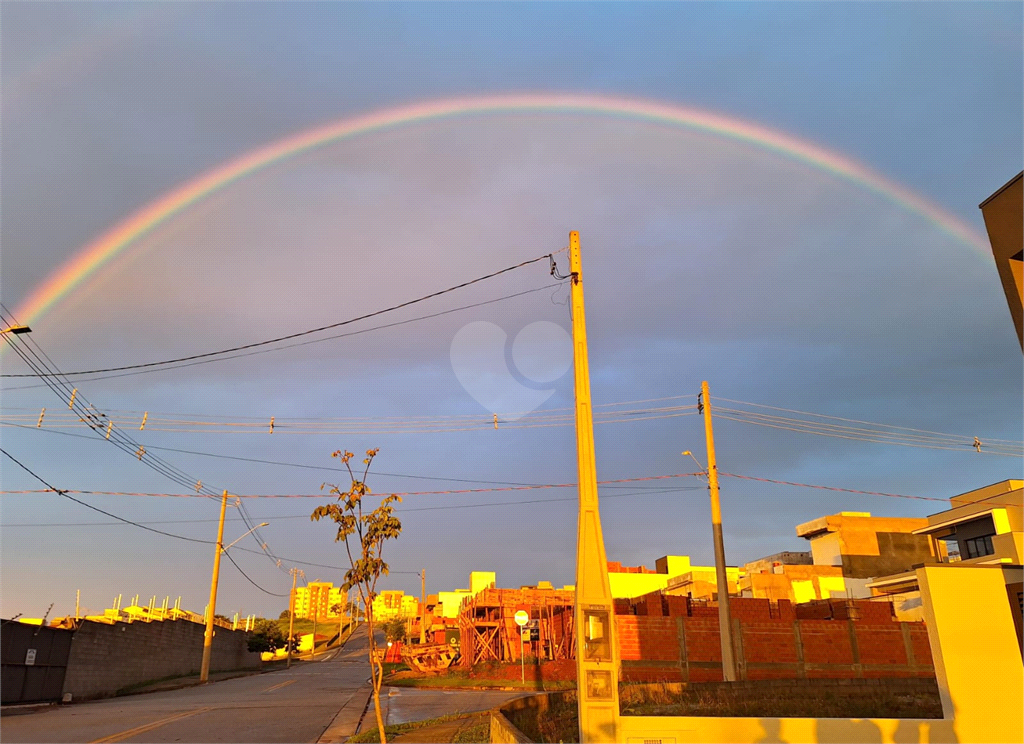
[1,2,1021,621]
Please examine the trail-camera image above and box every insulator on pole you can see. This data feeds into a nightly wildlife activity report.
[37,408,45,428]
[140,412,148,430]
[269,416,275,434]
[68,389,77,409]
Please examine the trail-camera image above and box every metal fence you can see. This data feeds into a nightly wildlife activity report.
[1,620,72,705]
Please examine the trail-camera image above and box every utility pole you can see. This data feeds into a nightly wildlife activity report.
[200,490,229,683]
[287,569,299,668]
[75,590,80,620]
[569,231,620,743]
[420,569,427,644]
[700,380,737,682]
[312,594,319,660]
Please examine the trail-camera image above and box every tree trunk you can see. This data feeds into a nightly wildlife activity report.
[366,612,387,744]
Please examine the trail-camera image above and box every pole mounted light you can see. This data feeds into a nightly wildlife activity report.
[201,493,270,683]
[0,325,32,335]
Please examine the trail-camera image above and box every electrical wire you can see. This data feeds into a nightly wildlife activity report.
[0,307,292,573]
[0,473,705,499]
[714,395,1024,446]
[223,551,290,597]
[0,448,215,544]
[0,420,694,491]
[2,253,564,378]
[0,283,565,390]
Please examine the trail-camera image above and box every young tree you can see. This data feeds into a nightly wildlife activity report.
[247,618,286,654]
[382,617,407,644]
[311,449,401,744]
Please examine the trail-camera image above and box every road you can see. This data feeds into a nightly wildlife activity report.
[1,632,376,743]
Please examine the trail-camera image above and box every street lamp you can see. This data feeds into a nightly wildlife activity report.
[0,325,32,335]
[200,505,270,683]
[223,523,269,552]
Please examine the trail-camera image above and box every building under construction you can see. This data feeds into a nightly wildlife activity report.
[455,585,575,666]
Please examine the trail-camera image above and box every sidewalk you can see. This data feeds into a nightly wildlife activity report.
[317,685,374,743]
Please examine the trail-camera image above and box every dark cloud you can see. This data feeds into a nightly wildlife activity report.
[1,4,1020,619]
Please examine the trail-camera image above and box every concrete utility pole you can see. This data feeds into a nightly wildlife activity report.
[287,569,299,668]
[420,569,427,644]
[569,231,620,743]
[700,381,737,681]
[200,490,229,683]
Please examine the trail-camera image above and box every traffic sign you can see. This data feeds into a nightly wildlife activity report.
[514,610,529,627]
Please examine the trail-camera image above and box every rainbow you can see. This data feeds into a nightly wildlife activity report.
[14,93,990,326]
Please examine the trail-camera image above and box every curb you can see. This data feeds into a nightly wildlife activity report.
[317,685,373,743]
[0,702,56,718]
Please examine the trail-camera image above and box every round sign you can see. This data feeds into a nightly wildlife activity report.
[514,610,529,627]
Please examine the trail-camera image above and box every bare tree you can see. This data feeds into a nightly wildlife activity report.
[311,449,401,744]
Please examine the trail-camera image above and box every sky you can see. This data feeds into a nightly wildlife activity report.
[1,2,1021,622]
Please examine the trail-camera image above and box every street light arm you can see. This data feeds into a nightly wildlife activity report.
[682,451,708,479]
[222,522,269,552]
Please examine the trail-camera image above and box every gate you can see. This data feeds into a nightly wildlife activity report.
[1,620,72,704]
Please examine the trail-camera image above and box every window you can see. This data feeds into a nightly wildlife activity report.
[963,535,995,559]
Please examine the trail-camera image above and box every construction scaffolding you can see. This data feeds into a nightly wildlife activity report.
[455,587,576,667]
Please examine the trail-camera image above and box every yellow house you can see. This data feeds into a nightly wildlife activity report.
[435,571,496,618]
[608,556,744,600]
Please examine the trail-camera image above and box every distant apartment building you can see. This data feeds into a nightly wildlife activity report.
[980,171,1023,349]
[293,581,344,620]
[370,590,419,621]
[869,480,1023,620]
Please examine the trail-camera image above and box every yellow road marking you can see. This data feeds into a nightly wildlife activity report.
[90,707,212,743]
[262,678,297,693]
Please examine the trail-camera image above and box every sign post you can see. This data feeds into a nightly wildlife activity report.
[514,610,529,684]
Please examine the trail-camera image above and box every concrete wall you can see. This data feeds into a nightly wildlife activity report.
[62,618,260,701]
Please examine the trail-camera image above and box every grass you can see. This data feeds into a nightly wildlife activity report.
[617,680,943,719]
[347,712,485,743]
[451,714,491,743]
[386,672,575,691]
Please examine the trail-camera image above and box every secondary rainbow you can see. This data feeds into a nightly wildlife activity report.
[14,93,990,326]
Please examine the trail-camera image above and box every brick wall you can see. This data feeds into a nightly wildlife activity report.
[614,597,933,683]
[62,619,260,701]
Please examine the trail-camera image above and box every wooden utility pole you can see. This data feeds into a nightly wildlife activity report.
[287,569,299,668]
[420,569,427,644]
[700,381,737,681]
[200,490,229,683]
[569,231,620,743]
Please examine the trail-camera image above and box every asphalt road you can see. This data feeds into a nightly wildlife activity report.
[1,632,376,744]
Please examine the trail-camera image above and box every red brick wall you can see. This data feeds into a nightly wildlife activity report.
[613,610,933,683]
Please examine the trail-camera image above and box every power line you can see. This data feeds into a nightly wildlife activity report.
[223,551,289,597]
[714,395,1023,446]
[0,283,564,390]
[2,252,563,378]
[0,473,705,499]
[0,420,692,491]
[0,310,292,573]
[0,448,215,545]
